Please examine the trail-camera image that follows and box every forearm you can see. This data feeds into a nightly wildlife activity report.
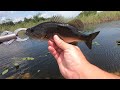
[78,63,120,79]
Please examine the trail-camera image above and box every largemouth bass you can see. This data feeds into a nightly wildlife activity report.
[26,17,100,49]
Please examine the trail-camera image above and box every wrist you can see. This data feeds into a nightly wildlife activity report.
[77,62,95,79]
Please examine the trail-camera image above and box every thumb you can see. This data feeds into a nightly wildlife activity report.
[53,35,71,50]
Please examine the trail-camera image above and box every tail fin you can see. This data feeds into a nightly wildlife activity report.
[85,31,100,49]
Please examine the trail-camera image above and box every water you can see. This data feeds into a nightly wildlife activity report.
[1,21,120,79]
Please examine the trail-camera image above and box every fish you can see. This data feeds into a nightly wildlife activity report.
[26,17,100,49]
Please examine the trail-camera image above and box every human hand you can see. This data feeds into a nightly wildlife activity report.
[48,35,90,79]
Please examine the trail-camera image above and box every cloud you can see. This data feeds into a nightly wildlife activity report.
[41,12,56,18]
[1,17,6,21]
[0,11,81,23]
[56,11,81,17]
[13,17,24,22]
[10,11,17,14]
[0,11,15,16]
[41,11,81,18]
[26,15,33,19]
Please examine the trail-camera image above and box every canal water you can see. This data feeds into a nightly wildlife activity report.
[0,21,120,79]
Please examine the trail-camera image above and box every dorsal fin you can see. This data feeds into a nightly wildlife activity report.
[68,19,84,30]
[49,16,66,23]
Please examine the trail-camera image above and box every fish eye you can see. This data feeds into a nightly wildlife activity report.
[31,29,34,33]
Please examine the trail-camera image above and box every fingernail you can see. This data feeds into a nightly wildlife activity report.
[54,35,59,40]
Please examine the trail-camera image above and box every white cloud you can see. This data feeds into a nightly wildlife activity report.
[13,17,24,22]
[41,12,55,18]
[0,11,82,23]
[26,15,33,19]
[30,11,36,13]
[56,11,81,17]
[0,11,15,15]
[41,11,81,18]
[10,11,16,14]
[1,17,6,21]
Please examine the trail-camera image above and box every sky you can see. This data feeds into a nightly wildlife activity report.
[0,11,82,23]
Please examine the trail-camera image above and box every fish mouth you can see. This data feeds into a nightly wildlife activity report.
[25,29,47,40]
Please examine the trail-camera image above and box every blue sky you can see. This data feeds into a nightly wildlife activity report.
[0,11,81,23]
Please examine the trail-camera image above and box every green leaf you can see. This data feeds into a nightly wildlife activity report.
[14,63,19,66]
[92,41,100,45]
[2,69,9,75]
[22,57,26,60]
[22,57,34,61]
[27,57,34,60]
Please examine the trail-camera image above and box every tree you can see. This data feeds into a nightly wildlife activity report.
[2,19,14,25]
[33,13,46,22]
[24,17,30,22]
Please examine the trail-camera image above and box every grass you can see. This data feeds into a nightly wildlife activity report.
[77,11,120,27]
[0,21,41,32]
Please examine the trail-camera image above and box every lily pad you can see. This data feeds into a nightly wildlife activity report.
[2,69,9,75]
[92,41,100,45]
[14,63,19,66]
[22,57,34,61]
[22,58,27,60]
[14,63,19,69]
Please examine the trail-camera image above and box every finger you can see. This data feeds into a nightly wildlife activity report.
[48,40,59,50]
[48,40,62,54]
[48,46,59,59]
[53,35,70,50]
[48,40,53,46]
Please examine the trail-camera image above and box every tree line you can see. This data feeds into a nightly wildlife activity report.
[0,11,97,26]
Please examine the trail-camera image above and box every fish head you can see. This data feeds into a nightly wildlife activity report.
[26,26,46,40]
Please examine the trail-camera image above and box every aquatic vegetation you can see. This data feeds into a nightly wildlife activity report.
[78,11,120,26]
[14,63,19,70]
[22,57,34,61]
[92,41,100,45]
[12,57,35,61]
[11,57,22,69]
[6,75,15,79]
[1,68,9,75]
[11,57,35,70]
